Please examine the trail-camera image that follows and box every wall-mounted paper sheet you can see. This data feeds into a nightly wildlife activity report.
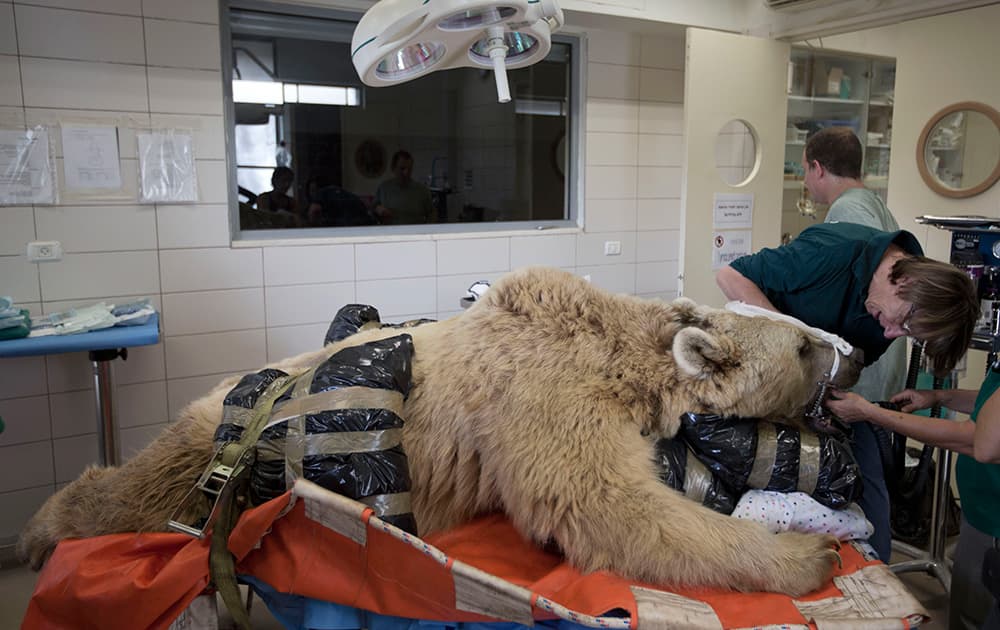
[0,127,55,204]
[712,230,751,270]
[61,125,122,191]
[137,130,198,203]
[713,193,753,229]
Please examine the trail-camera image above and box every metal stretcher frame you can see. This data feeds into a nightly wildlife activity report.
[25,478,931,629]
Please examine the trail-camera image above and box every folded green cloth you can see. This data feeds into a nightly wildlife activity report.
[0,309,30,340]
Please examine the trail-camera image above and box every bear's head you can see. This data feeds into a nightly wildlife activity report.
[664,298,863,432]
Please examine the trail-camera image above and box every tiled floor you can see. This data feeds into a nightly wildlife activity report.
[0,544,953,629]
[890,547,952,630]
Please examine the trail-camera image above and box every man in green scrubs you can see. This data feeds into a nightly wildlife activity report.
[805,127,896,231]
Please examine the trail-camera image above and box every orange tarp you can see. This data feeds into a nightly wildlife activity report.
[22,490,910,630]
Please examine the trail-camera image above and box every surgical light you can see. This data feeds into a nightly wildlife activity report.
[351,0,564,103]
[375,42,447,80]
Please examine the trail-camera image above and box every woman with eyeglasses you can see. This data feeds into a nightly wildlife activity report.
[716,221,979,568]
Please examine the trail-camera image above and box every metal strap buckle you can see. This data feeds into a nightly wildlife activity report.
[166,372,294,539]
[804,378,850,437]
[167,449,247,538]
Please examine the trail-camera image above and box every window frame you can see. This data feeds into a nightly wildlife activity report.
[220,0,584,243]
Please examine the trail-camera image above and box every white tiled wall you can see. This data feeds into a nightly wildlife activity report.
[0,4,686,544]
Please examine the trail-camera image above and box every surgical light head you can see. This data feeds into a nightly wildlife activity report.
[351,0,564,103]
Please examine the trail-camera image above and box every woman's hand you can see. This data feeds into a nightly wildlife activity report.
[890,389,938,413]
[824,389,879,423]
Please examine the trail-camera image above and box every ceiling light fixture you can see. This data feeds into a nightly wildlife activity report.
[351,0,564,103]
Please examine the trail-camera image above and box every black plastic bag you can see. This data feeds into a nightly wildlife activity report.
[213,334,418,533]
[678,412,863,510]
[889,446,961,546]
[212,368,290,443]
[324,303,435,346]
[653,438,738,514]
[324,304,381,345]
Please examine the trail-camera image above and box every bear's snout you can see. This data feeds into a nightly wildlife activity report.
[829,347,864,391]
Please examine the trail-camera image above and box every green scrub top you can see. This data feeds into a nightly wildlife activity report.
[958,367,1000,538]
[826,188,898,232]
[729,222,922,366]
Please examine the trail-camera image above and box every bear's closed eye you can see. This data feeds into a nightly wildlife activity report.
[798,338,814,357]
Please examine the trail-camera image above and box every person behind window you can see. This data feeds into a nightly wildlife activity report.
[827,376,1000,630]
[275,140,292,168]
[301,173,376,228]
[374,150,433,225]
[257,166,297,214]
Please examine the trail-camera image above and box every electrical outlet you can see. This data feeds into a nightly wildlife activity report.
[27,240,63,262]
[604,240,622,256]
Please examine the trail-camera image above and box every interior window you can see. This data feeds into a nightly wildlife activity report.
[227,4,577,235]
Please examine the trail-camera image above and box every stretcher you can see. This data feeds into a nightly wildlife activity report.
[23,479,929,630]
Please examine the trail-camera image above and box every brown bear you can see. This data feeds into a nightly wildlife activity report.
[18,267,863,597]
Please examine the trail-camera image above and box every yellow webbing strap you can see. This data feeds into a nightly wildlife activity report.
[209,374,296,630]
[266,386,405,428]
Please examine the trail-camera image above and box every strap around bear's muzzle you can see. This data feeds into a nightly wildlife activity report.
[725,301,853,435]
[724,301,853,380]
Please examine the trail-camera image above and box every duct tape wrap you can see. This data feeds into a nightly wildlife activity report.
[683,450,712,504]
[678,412,863,510]
[797,432,821,496]
[747,422,778,489]
[653,437,737,515]
[213,334,418,534]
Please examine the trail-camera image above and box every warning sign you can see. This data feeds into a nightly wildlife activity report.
[712,230,751,270]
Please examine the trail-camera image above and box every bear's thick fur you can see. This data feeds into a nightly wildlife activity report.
[18,267,863,596]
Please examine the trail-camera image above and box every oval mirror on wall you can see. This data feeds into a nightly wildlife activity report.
[917,101,1000,198]
[714,119,758,186]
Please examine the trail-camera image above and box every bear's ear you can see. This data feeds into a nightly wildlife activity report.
[671,296,698,309]
[673,327,729,377]
[669,297,707,326]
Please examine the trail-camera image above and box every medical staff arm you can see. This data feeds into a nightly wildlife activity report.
[891,388,978,415]
[827,390,979,457]
[972,389,1000,463]
[716,265,779,311]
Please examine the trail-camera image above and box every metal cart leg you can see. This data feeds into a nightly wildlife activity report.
[90,348,127,466]
[889,444,953,592]
[888,361,954,592]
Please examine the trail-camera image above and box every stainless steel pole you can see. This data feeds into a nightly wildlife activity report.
[90,348,125,466]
